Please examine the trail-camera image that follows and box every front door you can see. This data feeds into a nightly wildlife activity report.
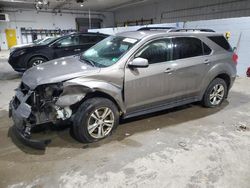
[5,29,17,48]
[124,38,173,113]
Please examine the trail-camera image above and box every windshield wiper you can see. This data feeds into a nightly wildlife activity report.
[80,56,95,67]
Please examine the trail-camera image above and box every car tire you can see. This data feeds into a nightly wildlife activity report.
[202,78,228,108]
[27,56,47,68]
[73,97,119,143]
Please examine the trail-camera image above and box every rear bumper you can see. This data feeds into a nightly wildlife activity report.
[9,98,51,150]
[230,75,236,90]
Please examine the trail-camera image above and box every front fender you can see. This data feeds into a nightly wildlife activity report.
[56,78,125,112]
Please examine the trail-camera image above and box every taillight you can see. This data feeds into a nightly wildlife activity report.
[247,67,250,77]
[232,53,238,65]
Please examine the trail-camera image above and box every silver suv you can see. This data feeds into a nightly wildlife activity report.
[9,29,237,149]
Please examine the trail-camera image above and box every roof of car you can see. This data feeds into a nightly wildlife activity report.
[63,32,109,37]
[116,30,222,40]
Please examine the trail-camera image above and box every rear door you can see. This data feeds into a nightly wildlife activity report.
[168,37,212,99]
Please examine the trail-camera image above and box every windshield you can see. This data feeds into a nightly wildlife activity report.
[34,39,43,44]
[80,36,138,67]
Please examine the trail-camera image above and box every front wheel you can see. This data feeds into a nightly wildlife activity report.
[27,56,47,68]
[202,78,228,108]
[73,97,119,143]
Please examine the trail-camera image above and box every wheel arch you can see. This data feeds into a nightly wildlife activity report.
[201,72,231,100]
[56,80,126,115]
[83,91,123,114]
[199,60,234,100]
[214,73,231,90]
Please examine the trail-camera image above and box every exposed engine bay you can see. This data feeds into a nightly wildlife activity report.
[9,82,85,149]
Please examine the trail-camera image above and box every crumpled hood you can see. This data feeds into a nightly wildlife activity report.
[22,56,100,89]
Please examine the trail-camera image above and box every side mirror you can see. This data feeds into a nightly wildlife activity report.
[128,57,149,68]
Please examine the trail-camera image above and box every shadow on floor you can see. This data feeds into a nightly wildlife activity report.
[6,90,250,155]
[0,59,22,80]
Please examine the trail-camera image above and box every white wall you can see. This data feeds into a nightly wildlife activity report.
[89,22,181,35]
[89,16,250,76]
[114,0,250,25]
[185,17,250,77]
[0,9,114,49]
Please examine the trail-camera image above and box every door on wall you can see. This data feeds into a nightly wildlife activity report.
[76,18,102,32]
[5,29,17,48]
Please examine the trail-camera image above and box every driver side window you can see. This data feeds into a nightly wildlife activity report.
[136,38,173,64]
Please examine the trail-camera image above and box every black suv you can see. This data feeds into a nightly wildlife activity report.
[8,32,108,72]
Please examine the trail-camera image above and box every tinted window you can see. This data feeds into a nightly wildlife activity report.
[89,35,106,43]
[202,42,212,55]
[136,39,172,64]
[57,36,79,47]
[208,36,232,51]
[173,37,203,60]
[79,35,89,44]
[79,35,106,45]
[96,35,106,41]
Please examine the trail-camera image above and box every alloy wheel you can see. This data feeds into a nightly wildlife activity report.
[87,107,115,139]
[209,84,225,105]
[32,59,44,66]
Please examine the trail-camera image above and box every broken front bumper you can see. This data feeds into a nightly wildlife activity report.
[9,92,51,150]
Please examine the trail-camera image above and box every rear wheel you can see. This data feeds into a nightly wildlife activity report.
[73,97,119,143]
[202,78,228,108]
[27,56,47,68]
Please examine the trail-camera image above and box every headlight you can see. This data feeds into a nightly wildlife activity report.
[10,47,16,54]
[12,49,27,57]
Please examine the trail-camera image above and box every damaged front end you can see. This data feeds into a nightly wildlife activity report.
[9,82,78,149]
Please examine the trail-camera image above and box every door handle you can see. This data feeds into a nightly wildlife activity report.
[164,68,174,74]
[74,48,81,52]
[204,59,210,65]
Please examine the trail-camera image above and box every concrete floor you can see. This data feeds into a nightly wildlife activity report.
[0,50,249,188]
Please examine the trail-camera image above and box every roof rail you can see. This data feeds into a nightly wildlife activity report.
[168,28,215,33]
[137,27,176,31]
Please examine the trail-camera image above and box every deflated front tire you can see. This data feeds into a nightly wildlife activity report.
[73,97,119,143]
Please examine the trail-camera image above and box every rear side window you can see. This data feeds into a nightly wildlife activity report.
[208,36,232,51]
[79,35,105,44]
[95,35,107,42]
[202,42,212,55]
[172,37,203,60]
[79,35,95,44]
